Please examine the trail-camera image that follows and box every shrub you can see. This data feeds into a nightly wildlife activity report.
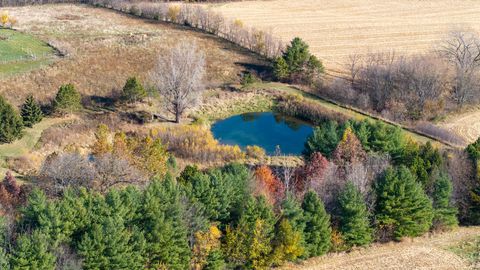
[276,95,349,127]
[20,95,43,128]
[246,145,266,160]
[240,72,258,87]
[153,125,244,163]
[52,84,82,114]
[0,95,23,143]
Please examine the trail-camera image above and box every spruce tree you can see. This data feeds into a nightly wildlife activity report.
[338,182,373,248]
[0,95,23,143]
[431,172,458,230]
[301,190,331,257]
[78,216,146,270]
[52,83,82,114]
[122,76,146,103]
[10,230,56,270]
[142,179,191,270]
[375,166,433,240]
[20,95,43,128]
[0,217,9,270]
[303,120,344,158]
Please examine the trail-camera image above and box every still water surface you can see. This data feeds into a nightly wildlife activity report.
[211,112,313,155]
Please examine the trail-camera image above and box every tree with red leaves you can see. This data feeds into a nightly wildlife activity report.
[294,152,330,195]
[253,165,285,205]
[0,171,26,214]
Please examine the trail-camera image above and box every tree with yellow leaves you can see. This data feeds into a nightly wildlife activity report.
[191,225,223,270]
[91,124,112,156]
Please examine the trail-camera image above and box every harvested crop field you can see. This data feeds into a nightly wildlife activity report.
[0,4,266,106]
[209,0,480,72]
[278,226,480,270]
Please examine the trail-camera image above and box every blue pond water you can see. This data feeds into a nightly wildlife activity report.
[211,112,313,155]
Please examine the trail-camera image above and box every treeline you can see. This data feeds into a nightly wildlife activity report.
[320,31,480,122]
[1,116,478,269]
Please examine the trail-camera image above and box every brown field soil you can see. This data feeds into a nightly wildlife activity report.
[0,4,266,106]
[439,109,480,145]
[209,0,480,72]
[279,226,480,270]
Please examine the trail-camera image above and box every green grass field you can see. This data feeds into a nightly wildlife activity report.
[0,28,55,76]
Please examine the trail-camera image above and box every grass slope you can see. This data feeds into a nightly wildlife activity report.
[0,28,54,76]
[0,117,71,176]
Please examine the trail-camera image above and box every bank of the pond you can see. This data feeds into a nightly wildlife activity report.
[211,111,313,155]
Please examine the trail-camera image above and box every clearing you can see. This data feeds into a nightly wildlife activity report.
[0,28,55,76]
[279,226,480,270]
[208,0,480,73]
[0,4,266,106]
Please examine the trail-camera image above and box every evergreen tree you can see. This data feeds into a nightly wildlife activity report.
[20,95,43,128]
[52,83,82,114]
[303,120,344,158]
[431,172,458,230]
[78,215,146,270]
[204,249,225,270]
[0,217,9,270]
[273,57,289,81]
[301,190,331,257]
[338,182,373,248]
[280,193,305,231]
[10,230,56,270]
[375,166,433,240]
[142,179,191,270]
[122,76,146,103]
[0,95,23,143]
[271,219,304,265]
[283,37,311,74]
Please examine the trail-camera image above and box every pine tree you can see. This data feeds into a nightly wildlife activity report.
[142,179,191,270]
[431,172,458,230]
[303,120,344,158]
[10,230,56,270]
[20,95,43,128]
[273,57,289,81]
[271,218,304,265]
[204,249,225,270]
[78,215,146,270]
[52,83,82,114]
[338,182,373,248]
[0,217,10,270]
[122,76,146,103]
[301,190,331,257]
[0,95,23,143]
[375,166,433,240]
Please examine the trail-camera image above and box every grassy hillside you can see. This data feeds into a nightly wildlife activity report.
[0,28,54,76]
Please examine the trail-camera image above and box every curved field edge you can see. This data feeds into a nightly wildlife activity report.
[278,226,480,270]
[0,28,56,76]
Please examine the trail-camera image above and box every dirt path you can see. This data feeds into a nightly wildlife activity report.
[279,226,480,270]
[439,111,480,145]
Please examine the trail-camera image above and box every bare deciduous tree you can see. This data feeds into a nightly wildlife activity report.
[150,41,205,123]
[440,30,480,105]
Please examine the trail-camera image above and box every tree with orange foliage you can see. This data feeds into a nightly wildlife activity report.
[254,165,285,205]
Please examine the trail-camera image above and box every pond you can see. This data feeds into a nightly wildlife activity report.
[211,112,313,155]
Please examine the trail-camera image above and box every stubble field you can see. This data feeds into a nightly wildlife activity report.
[209,0,480,73]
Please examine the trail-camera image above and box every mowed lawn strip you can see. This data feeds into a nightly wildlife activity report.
[0,28,55,76]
